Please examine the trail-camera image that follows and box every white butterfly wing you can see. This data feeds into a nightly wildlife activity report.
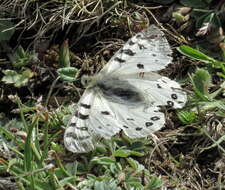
[64,25,187,153]
[87,93,121,139]
[123,76,187,109]
[64,91,121,153]
[64,90,95,153]
[104,102,165,138]
[100,25,172,75]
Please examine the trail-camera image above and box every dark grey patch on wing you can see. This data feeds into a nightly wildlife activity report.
[138,43,147,50]
[151,116,160,121]
[147,34,160,40]
[114,57,126,63]
[137,63,144,69]
[129,40,135,45]
[70,122,76,127]
[178,101,184,104]
[98,126,102,129]
[157,84,162,88]
[136,127,142,131]
[167,101,174,106]
[101,111,110,115]
[152,53,156,57]
[136,34,142,38]
[75,111,89,120]
[145,122,153,127]
[171,94,178,99]
[76,127,88,131]
[96,78,145,106]
[123,125,129,128]
[65,132,90,140]
[80,103,91,109]
[127,118,134,121]
[121,49,136,56]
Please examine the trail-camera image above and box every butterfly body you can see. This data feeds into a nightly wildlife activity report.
[64,25,187,153]
[89,75,146,107]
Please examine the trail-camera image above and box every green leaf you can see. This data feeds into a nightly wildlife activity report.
[2,69,33,87]
[113,149,131,158]
[12,46,37,68]
[2,70,20,84]
[177,111,197,125]
[91,157,116,165]
[146,176,163,189]
[59,40,71,67]
[0,20,15,41]
[192,69,211,96]
[94,180,121,190]
[126,158,145,171]
[16,45,26,58]
[195,12,221,34]
[177,45,215,63]
[57,67,78,82]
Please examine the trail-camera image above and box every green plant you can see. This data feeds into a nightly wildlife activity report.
[178,45,225,114]
[1,69,33,87]
[57,40,79,82]
[178,45,225,78]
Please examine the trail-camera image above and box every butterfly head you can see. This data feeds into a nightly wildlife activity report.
[81,75,92,87]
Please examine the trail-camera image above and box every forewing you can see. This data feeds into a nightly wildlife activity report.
[100,25,172,75]
[64,90,95,153]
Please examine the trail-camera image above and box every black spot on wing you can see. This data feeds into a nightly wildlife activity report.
[76,127,88,131]
[157,84,162,88]
[70,122,76,127]
[145,122,153,127]
[75,111,89,120]
[151,116,160,121]
[136,127,142,131]
[127,118,134,121]
[138,43,147,50]
[147,34,160,39]
[101,111,110,115]
[171,94,178,99]
[80,103,91,109]
[129,40,135,45]
[121,49,136,56]
[65,132,90,140]
[114,57,125,63]
[123,125,128,128]
[137,63,144,69]
[136,34,142,38]
[152,53,156,57]
[167,101,174,107]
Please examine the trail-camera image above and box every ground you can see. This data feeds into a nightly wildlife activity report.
[0,1,225,190]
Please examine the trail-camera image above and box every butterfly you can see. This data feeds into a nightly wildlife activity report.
[64,25,187,153]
